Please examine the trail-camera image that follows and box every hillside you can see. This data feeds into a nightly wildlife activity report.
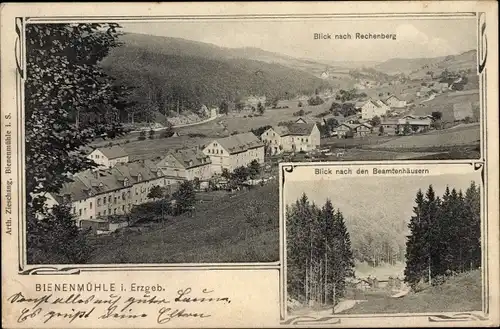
[286,174,478,265]
[101,33,332,117]
[114,33,330,71]
[345,270,482,314]
[88,182,280,263]
[374,50,476,76]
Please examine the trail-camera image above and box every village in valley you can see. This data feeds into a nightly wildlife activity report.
[28,19,481,266]
[45,60,480,260]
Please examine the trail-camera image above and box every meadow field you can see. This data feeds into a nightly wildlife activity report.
[344,270,482,314]
[369,123,480,149]
[87,181,280,264]
[412,89,480,122]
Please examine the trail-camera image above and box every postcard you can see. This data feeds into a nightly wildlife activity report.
[1,1,498,328]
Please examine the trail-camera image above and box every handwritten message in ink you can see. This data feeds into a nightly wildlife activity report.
[8,284,231,325]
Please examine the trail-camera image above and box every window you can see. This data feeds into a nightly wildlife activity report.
[122,205,125,211]
[103,197,107,205]
[305,138,308,143]
[97,198,101,206]
[79,209,82,216]
[103,210,107,215]
[90,216,93,219]
[96,155,99,159]
[220,150,223,154]
[114,197,117,204]
[84,208,87,214]
[98,212,101,216]
[114,208,117,214]
[118,195,121,200]
[216,150,219,154]
[73,208,76,214]
[108,196,111,203]
[90,202,93,209]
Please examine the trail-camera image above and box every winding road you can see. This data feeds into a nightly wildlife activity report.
[130,114,220,133]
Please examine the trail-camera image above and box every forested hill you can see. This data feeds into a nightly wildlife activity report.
[100,33,331,117]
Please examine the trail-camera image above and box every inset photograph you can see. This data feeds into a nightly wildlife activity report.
[283,164,482,317]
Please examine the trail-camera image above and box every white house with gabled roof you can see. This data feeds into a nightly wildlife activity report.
[88,145,129,169]
[203,132,264,174]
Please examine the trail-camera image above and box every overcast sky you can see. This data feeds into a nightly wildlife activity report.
[121,17,476,62]
[285,173,480,209]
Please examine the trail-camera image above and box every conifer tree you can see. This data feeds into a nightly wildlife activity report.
[404,189,426,289]
[464,182,481,270]
[405,182,481,290]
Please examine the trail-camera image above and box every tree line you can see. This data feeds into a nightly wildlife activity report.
[287,194,355,307]
[404,182,481,290]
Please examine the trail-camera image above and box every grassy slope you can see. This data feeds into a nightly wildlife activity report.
[88,182,279,264]
[345,270,482,314]
[370,124,480,149]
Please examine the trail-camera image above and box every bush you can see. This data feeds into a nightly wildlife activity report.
[293,109,305,117]
[187,133,207,138]
[160,129,174,138]
[307,95,325,106]
[138,130,146,141]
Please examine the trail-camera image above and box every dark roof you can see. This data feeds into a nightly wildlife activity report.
[96,145,128,159]
[53,160,183,202]
[286,123,316,136]
[216,132,264,154]
[385,95,400,102]
[164,148,211,169]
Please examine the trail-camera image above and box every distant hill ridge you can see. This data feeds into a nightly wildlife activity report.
[374,49,477,76]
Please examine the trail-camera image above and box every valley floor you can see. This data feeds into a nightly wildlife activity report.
[288,270,482,318]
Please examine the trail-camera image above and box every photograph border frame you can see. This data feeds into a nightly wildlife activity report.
[7,8,493,326]
[279,161,489,325]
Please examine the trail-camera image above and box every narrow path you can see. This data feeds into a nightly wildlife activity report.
[129,114,220,133]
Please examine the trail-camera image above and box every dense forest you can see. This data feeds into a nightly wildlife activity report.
[287,194,355,306]
[404,182,481,290]
[100,42,331,122]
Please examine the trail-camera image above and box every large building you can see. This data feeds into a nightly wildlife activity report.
[361,99,391,120]
[381,117,432,135]
[45,160,185,227]
[260,122,321,154]
[87,145,129,169]
[384,95,407,108]
[203,132,265,174]
[156,148,212,181]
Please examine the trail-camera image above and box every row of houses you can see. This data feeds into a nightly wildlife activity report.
[334,115,434,138]
[45,132,268,225]
[44,159,185,227]
[360,95,408,120]
[46,117,324,226]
